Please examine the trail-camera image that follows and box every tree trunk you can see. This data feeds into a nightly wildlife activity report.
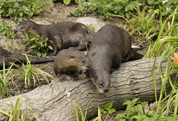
[0,56,170,121]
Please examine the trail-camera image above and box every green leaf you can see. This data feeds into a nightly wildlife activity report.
[109,109,116,114]
[63,0,71,5]
[115,113,126,119]
[104,102,112,110]
[48,46,53,50]
[147,0,155,4]
[125,4,135,11]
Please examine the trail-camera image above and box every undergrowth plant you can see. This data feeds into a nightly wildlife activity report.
[53,0,82,5]
[144,7,178,119]
[0,0,48,21]
[71,0,178,20]
[25,31,53,57]
[0,97,39,120]
[0,20,15,39]
[94,102,116,121]
[113,6,160,43]
[0,58,15,98]
[13,55,55,88]
[74,100,87,121]
[115,98,177,121]
[71,0,138,19]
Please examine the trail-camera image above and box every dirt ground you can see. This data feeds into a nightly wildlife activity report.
[0,2,149,120]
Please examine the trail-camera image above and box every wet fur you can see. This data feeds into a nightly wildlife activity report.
[88,25,143,93]
[0,47,54,69]
[54,49,89,77]
[14,20,95,55]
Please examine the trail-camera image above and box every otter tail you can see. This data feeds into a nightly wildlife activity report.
[10,53,54,64]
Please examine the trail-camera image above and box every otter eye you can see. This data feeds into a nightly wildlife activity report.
[70,55,75,58]
[98,82,103,88]
[82,60,85,63]
[20,27,24,30]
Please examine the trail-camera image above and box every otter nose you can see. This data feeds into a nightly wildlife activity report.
[14,29,17,33]
[104,88,109,93]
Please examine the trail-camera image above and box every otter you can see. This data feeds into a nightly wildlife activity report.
[88,24,143,93]
[54,49,89,77]
[14,20,95,55]
[0,47,54,69]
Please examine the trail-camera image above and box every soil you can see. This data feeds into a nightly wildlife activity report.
[0,2,149,120]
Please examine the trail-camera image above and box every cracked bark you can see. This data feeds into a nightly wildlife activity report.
[0,56,171,121]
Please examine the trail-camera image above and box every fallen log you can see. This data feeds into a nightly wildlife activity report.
[0,56,170,121]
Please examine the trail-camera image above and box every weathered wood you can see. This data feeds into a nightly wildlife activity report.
[0,56,170,121]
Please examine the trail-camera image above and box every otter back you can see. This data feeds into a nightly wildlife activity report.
[88,24,133,93]
[0,47,54,69]
[14,20,95,55]
[54,49,89,76]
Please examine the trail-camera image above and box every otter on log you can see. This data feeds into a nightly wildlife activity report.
[88,24,143,93]
[54,49,89,76]
[14,20,95,55]
[0,47,54,69]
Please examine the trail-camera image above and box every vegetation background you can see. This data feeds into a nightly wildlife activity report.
[0,0,178,120]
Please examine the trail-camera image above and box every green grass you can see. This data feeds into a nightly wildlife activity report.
[0,58,15,98]
[144,7,178,119]
[0,97,40,121]
[13,55,55,88]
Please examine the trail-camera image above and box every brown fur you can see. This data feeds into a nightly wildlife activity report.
[88,25,143,93]
[14,20,95,55]
[54,49,89,76]
[0,47,54,69]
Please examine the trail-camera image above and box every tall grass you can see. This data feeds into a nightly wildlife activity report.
[145,7,178,118]
[0,58,15,98]
[0,97,39,121]
[73,100,87,121]
[13,55,55,88]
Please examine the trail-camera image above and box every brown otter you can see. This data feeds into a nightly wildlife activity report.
[54,49,89,77]
[88,24,143,93]
[14,20,95,55]
[0,47,54,69]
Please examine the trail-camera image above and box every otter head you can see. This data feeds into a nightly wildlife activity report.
[14,20,36,38]
[89,68,110,93]
[66,50,89,73]
[74,53,89,73]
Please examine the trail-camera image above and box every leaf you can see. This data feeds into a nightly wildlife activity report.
[125,3,135,11]
[100,109,106,113]
[48,46,53,50]
[104,102,112,110]
[109,109,116,114]
[115,113,126,119]
[63,0,71,5]
[147,0,155,4]
[30,44,38,49]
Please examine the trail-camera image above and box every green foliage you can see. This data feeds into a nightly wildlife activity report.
[73,100,87,121]
[117,6,160,42]
[86,24,96,32]
[25,31,53,57]
[71,0,178,20]
[71,0,138,19]
[13,55,55,88]
[0,20,15,39]
[144,7,178,119]
[0,97,39,120]
[115,98,177,121]
[53,0,82,5]
[99,102,116,121]
[0,58,15,98]
[0,0,48,21]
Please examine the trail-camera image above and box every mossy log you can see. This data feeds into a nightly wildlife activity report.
[0,56,170,121]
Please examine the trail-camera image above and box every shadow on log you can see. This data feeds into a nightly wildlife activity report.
[0,56,170,121]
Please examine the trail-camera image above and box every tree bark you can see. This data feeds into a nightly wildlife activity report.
[0,56,170,121]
